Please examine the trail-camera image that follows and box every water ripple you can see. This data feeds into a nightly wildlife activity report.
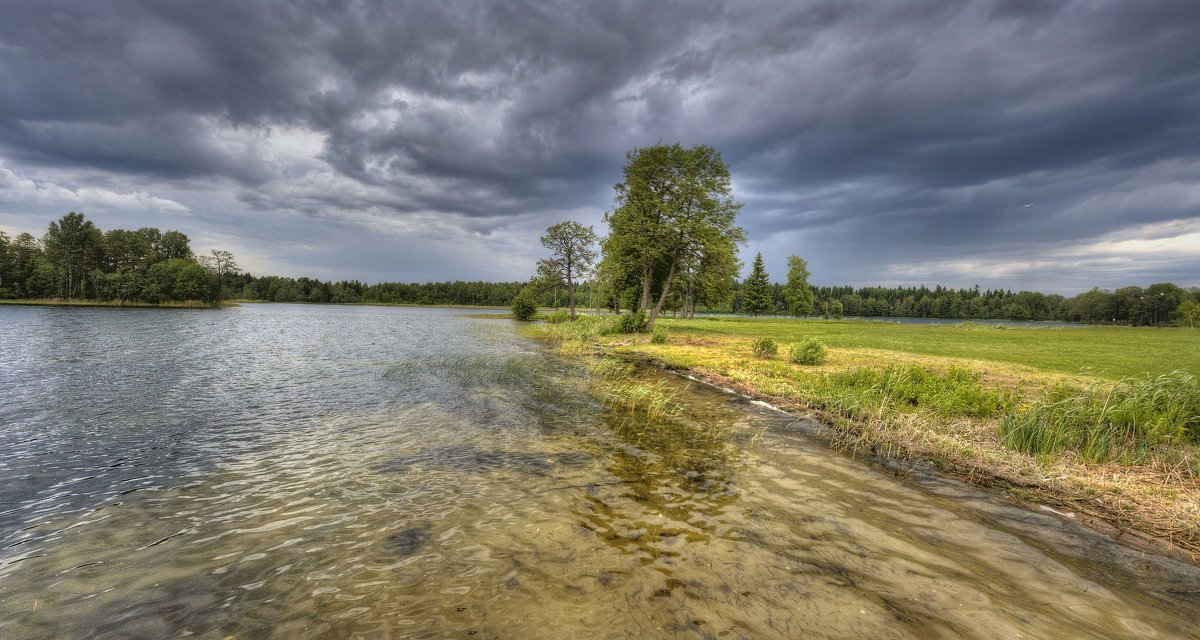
[0,304,1197,639]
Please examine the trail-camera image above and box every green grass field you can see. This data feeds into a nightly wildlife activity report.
[656,317,1198,379]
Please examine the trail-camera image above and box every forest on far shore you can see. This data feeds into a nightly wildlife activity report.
[2,211,1197,325]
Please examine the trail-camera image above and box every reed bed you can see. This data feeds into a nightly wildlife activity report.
[1001,371,1200,471]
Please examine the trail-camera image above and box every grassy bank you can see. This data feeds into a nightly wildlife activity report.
[0,298,222,308]
[529,315,1200,559]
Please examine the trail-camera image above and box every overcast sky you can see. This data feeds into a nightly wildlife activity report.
[1,1,1197,294]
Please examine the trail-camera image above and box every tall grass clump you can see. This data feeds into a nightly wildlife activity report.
[815,366,1013,420]
[588,356,633,380]
[650,325,669,344]
[544,309,572,324]
[1000,371,1200,466]
[750,337,778,359]
[601,379,684,422]
[788,338,827,365]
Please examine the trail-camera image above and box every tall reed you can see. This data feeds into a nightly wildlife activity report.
[1000,371,1200,465]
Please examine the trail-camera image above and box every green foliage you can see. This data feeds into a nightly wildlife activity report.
[537,220,598,317]
[158,231,193,261]
[1176,299,1200,327]
[43,212,103,298]
[0,212,223,303]
[783,255,814,316]
[149,259,213,301]
[788,338,827,365]
[544,309,572,324]
[600,143,745,328]
[615,311,647,334]
[511,287,538,320]
[1000,372,1200,464]
[650,325,669,344]
[750,337,777,358]
[742,253,773,316]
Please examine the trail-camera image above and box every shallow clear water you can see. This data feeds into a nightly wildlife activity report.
[0,304,1196,639]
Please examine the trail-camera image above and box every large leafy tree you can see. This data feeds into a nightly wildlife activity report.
[43,212,103,298]
[782,255,814,316]
[742,252,774,316]
[601,143,744,329]
[673,231,741,317]
[8,233,47,298]
[158,230,193,261]
[536,221,597,318]
[198,249,240,299]
[1176,299,1200,328]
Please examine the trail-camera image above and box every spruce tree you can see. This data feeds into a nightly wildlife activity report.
[742,252,773,316]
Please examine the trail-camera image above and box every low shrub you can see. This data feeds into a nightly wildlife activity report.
[751,337,777,358]
[615,311,647,334]
[544,309,572,324]
[511,287,537,321]
[650,325,669,344]
[789,338,827,365]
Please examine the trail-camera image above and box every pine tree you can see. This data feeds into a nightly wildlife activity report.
[742,252,773,316]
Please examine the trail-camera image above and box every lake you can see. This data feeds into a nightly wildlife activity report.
[1,304,1197,638]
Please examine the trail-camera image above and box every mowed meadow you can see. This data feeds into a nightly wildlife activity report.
[652,317,1198,379]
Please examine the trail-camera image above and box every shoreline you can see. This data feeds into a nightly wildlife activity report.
[655,357,1199,566]
[0,298,224,309]
[529,317,1200,566]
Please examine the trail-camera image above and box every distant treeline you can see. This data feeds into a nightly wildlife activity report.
[4,212,1196,324]
[231,275,525,307]
[726,282,1199,325]
[0,212,235,304]
[228,271,1198,325]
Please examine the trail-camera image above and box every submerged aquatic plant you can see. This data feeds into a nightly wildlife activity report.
[383,355,537,387]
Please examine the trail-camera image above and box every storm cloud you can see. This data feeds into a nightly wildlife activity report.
[1,0,1196,292]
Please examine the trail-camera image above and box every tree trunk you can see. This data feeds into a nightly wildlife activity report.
[646,255,678,330]
[638,266,652,314]
[567,271,576,318]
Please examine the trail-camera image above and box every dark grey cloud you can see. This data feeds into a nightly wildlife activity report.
[0,0,1196,293]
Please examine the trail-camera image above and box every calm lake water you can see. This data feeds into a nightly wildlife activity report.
[1,304,1197,638]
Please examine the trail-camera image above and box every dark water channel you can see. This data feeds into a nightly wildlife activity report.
[0,304,1197,638]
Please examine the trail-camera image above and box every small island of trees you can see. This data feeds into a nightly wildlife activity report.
[0,212,238,305]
